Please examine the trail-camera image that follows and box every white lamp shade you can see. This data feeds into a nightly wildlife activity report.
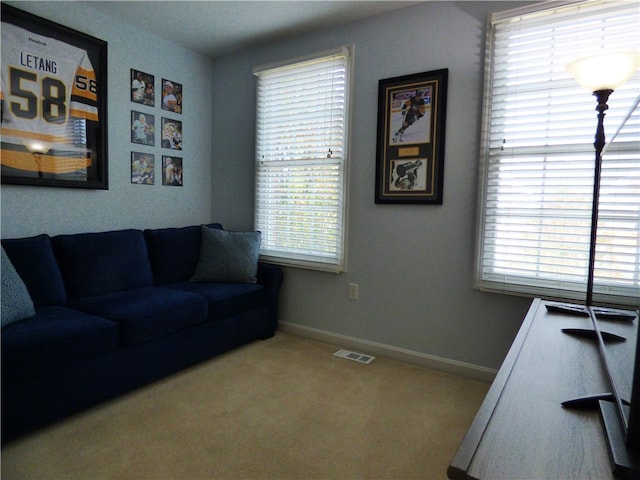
[566,51,640,92]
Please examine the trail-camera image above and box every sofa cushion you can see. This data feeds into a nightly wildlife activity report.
[191,226,261,284]
[52,229,153,301]
[1,306,119,384]
[69,287,208,345]
[162,281,266,321]
[1,246,36,327]
[144,224,222,285]
[1,234,66,307]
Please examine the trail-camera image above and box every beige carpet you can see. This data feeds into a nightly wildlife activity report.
[1,332,489,480]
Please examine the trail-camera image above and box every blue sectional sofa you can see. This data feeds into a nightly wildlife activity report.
[1,224,283,443]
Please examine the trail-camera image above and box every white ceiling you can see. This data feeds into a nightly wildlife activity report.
[88,1,424,59]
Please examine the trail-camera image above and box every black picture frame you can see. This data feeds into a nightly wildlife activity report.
[162,155,183,186]
[161,117,182,150]
[1,4,108,189]
[131,110,155,146]
[161,78,182,114]
[375,69,448,204]
[131,151,155,185]
[131,69,155,107]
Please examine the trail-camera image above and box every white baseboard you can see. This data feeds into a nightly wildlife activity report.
[278,321,497,383]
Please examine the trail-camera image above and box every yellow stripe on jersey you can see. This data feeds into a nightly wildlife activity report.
[1,127,70,144]
[70,104,99,122]
[1,149,92,174]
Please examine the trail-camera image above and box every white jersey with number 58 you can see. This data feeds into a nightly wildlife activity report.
[1,22,99,174]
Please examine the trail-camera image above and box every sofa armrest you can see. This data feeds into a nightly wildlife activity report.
[257,262,284,289]
[256,262,283,335]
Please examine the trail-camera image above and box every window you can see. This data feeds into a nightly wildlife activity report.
[254,46,352,272]
[475,0,640,306]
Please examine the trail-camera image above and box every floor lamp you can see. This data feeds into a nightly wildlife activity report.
[565,50,640,309]
[565,50,640,475]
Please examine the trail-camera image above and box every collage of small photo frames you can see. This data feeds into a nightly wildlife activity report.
[130,69,183,186]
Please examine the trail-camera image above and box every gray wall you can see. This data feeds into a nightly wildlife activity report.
[210,1,532,370]
[2,1,533,371]
[1,1,214,238]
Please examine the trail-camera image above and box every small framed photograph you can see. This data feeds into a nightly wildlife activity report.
[162,155,183,186]
[161,117,182,150]
[131,110,155,146]
[375,69,448,204]
[131,152,155,185]
[161,78,182,114]
[131,69,155,106]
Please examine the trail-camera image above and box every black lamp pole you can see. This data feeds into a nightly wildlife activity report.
[585,88,629,437]
[585,88,613,307]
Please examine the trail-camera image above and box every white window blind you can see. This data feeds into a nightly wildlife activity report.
[476,0,640,307]
[254,47,351,272]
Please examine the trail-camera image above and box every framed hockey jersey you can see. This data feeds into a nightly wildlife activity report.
[1,4,108,189]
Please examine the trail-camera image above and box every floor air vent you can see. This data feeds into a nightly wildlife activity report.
[333,349,375,364]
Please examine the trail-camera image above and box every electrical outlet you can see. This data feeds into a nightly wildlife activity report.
[349,283,359,300]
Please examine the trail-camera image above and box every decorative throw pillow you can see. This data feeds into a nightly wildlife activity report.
[190,226,261,284]
[1,246,36,327]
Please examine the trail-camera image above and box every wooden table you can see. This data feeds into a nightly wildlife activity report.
[448,298,638,479]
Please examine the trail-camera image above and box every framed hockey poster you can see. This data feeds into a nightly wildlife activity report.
[131,69,154,106]
[161,78,182,114]
[162,155,183,186]
[161,117,182,150]
[1,4,108,189]
[375,69,448,204]
[131,152,154,185]
[131,110,155,146]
